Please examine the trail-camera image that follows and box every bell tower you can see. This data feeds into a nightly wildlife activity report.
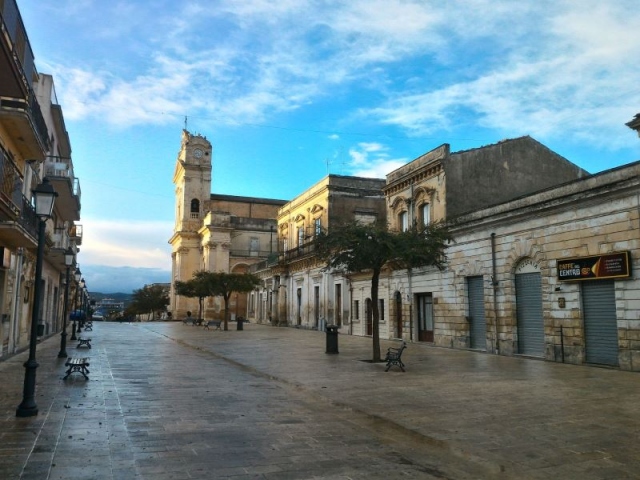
[173,130,212,232]
[169,130,212,318]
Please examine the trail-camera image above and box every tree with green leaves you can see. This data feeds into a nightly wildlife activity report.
[315,220,453,362]
[204,272,262,331]
[174,271,212,321]
[129,284,169,321]
[175,271,261,329]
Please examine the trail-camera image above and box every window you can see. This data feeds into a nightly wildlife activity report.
[249,237,259,256]
[314,218,321,236]
[297,226,304,247]
[283,238,289,252]
[379,299,385,321]
[354,300,360,320]
[190,199,200,219]
[421,203,431,226]
[398,211,409,231]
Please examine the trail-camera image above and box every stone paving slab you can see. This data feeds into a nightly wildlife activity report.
[0,321,639,479]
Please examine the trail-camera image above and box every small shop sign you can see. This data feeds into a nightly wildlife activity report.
[557,251,631,281]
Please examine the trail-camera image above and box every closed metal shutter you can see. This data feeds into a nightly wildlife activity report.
[582,281,618,366]
[467,276,486,350]
[515,272,544,356]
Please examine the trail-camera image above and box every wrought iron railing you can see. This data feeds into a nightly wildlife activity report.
[0,148,22,214]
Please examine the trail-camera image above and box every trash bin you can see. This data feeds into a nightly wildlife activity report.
[37,324,45,336]
[237,316,244,331]
[325,325,339,354]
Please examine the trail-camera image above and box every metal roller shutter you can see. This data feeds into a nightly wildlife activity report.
[467,276,486,350]
[515,272,544,356]
[582,281,618,366]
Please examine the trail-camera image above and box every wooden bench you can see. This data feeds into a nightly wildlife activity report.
[385,342,407,372]
[64,357,90,380]
[204,320,222,330]
[77,337,92,349]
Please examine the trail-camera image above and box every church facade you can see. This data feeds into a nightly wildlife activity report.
[168,130,285,320]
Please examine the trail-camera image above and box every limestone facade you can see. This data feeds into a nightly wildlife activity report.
[248,175,386,330]
[1,0,82,361]
[169,130,285,320]
[373,160,640,370]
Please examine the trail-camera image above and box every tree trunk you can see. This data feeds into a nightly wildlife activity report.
[198,297,204,321]
[371,268,381,362]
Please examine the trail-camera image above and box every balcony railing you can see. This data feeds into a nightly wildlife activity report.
[229,249,277,258]
[52,227,71,250]
[248,243,318,273]
[1,0,36,92]
[18,195,38,239]
[70,223,83,245]
[281,242,317,262]
[0,148,23,214]
[44,156,81,198]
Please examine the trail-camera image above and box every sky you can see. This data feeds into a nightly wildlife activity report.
[17,0,640,293]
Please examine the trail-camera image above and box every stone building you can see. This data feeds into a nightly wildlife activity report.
[168,130,286,320]
[377,136,588,342]
[249,175,386,330]
[378,158,640,370]
[0,0,82,357]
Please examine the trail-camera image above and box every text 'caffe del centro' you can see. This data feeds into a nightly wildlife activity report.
[557,251,632,281]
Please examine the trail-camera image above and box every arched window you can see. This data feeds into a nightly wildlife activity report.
[398,211,409,231]
[190,199,200,219]
[421,203,430,227]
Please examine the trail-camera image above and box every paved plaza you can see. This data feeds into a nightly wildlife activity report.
[1,321,639,480]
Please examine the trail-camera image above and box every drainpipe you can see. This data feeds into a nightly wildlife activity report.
[11,248,24,353]
[491,233,500,354]
[348,276,353,335]
[407,267,413,342]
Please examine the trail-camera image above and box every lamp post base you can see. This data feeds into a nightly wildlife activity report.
[57,331,68,358]
[16,359,39,417]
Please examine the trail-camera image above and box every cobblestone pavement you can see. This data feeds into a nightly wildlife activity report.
[1,322,639,480]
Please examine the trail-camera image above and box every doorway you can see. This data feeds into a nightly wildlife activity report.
[416,293,434,342]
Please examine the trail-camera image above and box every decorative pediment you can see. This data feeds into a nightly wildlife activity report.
[310,204,324,214]
[390,196,407,211]
[294,214,305,222]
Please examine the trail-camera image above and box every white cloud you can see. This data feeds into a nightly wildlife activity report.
[347,142,405,178]
[38,0,640,150]
[361,1,640,149]
[79,218,173,270]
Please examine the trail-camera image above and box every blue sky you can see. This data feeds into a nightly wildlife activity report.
[18,0,640,293]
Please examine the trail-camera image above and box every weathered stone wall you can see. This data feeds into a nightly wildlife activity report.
[443,136,589,217]
[369,162,640,371]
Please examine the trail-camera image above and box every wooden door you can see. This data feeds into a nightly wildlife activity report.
[416,293,434,342]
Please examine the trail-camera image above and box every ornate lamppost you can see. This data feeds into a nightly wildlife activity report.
[78,278,86,329]
[81,283,88,327]
[57,247,75,358]
[16,179,58,417]
[70,267,81,340]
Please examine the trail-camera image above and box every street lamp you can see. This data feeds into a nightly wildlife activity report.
[57,247,75,358]
[16,179,58,417]
[70,267,81,340]
[81,282,88,327]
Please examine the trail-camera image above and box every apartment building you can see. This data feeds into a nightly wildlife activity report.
[0,0,82,356]
[249,175,387,329]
